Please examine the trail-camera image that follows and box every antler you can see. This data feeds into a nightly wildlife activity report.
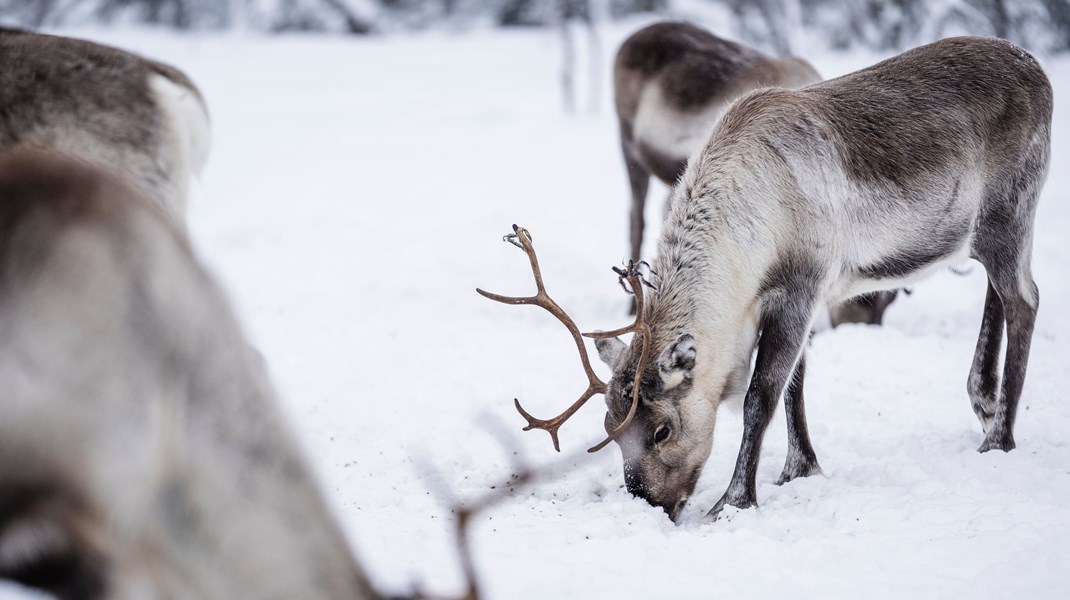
[477,225,653,454]
[582,266,651,452]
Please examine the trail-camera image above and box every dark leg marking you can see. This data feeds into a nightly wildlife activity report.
[979,274,1037,452]
[777,355,822,485]
[621,130,650,265]
[971,171,1042,452]
[621,128,650,316]
[967,280,1005,431]
[707,285,816,518]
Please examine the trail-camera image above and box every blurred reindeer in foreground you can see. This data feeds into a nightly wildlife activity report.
[0,30,532,599]
[0,152,381,599]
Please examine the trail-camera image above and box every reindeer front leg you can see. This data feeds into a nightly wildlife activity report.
[777,354,823,485]
[707,286,817,518]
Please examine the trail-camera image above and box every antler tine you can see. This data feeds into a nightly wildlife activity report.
[584,271,653,453]
[476,225,608,452]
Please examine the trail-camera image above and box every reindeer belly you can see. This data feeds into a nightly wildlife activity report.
[835,219,975,301]
[633,86,724,183]
[840,242,972,300]
[824,157,985,302]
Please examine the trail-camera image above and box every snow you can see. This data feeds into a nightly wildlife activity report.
[3,22,1069,599]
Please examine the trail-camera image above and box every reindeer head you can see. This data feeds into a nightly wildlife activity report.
[594,331,713,521]
[478,226,709,522]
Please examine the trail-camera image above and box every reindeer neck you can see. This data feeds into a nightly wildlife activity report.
[645,181,770,391]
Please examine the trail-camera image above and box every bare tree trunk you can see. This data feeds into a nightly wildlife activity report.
[174,0,189,29]
[322,0,373,33]
[585,9,601,114]
[728,0,792,55]
[30,0,56,28]
[1043,0,1070,50]
[559,8,576,114]
[756,0,791,55]
[989,0,1010,38]
[556,0,601,114]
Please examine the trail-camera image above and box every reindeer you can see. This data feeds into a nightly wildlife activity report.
[484,36,1051,521]
[615,21,903,325]
[0,152,378,599]
[0,28,210,223]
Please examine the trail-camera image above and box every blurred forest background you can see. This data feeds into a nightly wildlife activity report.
[3,0,1070,55]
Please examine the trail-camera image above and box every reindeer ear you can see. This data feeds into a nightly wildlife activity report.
[595,337,627,370]
[657,334,695,388]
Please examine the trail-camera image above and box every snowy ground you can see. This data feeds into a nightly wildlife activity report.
[5,20,1070,599]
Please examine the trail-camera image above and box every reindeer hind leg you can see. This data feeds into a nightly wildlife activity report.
[977,262,1037,453]
[620,127,650,265]
[620,126,650,315]
[971,157,1044,452]
[967,280,1005,432]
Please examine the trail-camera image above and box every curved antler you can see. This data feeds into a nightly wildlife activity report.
[477,225,655,454]
[476,225,608,452]
[582,270,651,452]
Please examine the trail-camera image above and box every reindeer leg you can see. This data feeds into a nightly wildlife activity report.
[972,166,1042,452]
[978,270,1037,453]
[967,280,1005,432]
[776,354,823,485]
[620,126,649,315]
[621,127,649,264]
[708,287,816,518]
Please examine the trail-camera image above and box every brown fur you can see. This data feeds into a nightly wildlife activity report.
[0,29,208,221]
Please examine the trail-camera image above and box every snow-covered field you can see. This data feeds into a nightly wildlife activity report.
[5,20,1070,599]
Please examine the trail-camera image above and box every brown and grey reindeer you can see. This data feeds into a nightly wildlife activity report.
[484,36,1050,521]
[0,28,209,223]
[0,152,383,599]
[615,21,900,325]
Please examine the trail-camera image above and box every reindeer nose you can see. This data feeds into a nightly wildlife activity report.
[623,459,643,495]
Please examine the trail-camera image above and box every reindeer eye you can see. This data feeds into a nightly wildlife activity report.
[653,425,671,444]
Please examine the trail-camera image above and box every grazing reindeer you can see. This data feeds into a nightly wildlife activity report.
[615,21,901,325]
[0,152,377,599]
[0,28,210,222]
[486,36,1051,521]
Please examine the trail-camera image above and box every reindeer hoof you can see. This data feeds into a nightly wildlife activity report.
[704,492,757,522]
[978,432,1015,453]
[776,459,823,486]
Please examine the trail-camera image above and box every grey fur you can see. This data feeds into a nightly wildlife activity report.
[0,29,210,223]
[599,36,1051,521]
[0,153,377,599]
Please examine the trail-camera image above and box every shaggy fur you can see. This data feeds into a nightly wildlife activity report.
[599,36,1051,520]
